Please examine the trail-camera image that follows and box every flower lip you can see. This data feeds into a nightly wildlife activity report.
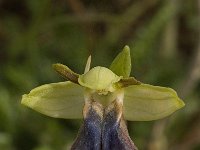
[78,66,122,92]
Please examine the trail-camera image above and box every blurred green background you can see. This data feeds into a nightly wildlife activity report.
[0,0,200,149]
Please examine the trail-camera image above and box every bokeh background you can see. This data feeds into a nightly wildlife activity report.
[0,0,200,150]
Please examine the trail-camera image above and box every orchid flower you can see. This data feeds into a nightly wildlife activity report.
[21,46,185,149]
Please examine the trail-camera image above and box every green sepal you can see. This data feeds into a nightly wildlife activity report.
[123,84,185,121]
[78,66,122,92]
[110,45,131,78]
[21,81,84,119]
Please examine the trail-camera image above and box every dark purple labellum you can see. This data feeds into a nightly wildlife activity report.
[102,101,137,150]
[71,100,137,150]
[71,101,103,150]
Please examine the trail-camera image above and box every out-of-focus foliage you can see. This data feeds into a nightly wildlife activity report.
[0,0,199,150]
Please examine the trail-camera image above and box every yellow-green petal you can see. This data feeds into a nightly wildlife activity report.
[110,45,131,78]
[123,84,185,121]
[78,66,122,92]
[52,63,79,84]
[21,81,84,119]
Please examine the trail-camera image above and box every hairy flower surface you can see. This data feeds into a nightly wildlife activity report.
[21,46,185,121]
